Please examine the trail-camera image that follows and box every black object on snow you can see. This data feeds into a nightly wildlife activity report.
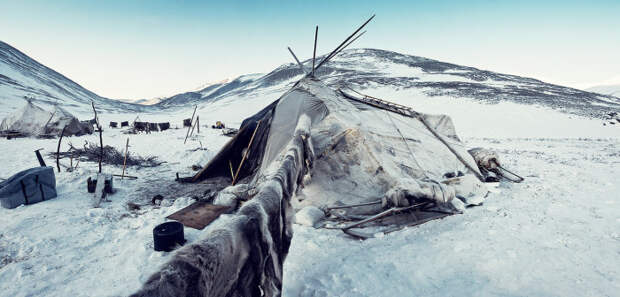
[153,221,185,252]
[87,176,114,194]
[158,122,170,131]
[121,121,129,127]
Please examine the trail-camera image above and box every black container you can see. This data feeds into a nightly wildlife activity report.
[153,221,185,252]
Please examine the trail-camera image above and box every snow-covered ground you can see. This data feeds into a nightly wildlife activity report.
[284,137,620,297]
[1,85,619,296]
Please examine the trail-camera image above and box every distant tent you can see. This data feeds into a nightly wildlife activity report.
[0,102,93,137]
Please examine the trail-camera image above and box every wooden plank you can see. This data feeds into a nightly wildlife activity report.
[167,201,231,230]
[92,173,106,208]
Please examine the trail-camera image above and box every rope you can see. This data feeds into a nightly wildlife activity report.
[384,110,428,178]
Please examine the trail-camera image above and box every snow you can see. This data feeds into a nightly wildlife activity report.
[284,137,620,297]
[586,84,620,97]
[1,82,619,296]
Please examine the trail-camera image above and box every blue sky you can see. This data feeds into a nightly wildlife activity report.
[1,0,618,99]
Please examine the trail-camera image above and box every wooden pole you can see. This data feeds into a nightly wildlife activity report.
[184,105,197,144]
[91,101,103,173]
[228,160,235,180]
[121,138,129,179]
[315,14,375,71]
[418,117,484,182]
[287,47,308,74]
[56,126,66,173]
[98,127,103,173]
[196,116,200,134]
[312,26,318,75]
[188,116,198,139]
[232,120,261,185]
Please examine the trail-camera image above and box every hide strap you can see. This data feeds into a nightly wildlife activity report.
[36,175,45,201]
[20,180,29,205]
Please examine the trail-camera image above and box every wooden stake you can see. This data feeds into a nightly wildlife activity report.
[121,138,129,179]
[184,105,197,144]
[196,116,200,134]
[188,116,198,139]
[56,126,66,173]
[232,120,261,185]
[91,101,103,173]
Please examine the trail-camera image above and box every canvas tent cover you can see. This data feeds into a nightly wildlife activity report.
[0,101,93,136]
[195,77,487,209]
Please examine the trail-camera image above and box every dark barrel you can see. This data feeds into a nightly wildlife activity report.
[153,221,185,252]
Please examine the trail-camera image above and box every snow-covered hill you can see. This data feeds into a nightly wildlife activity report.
[2,41,618,123]
[157,48,620,119]
[587,84,620,97]
[0,41,145,118]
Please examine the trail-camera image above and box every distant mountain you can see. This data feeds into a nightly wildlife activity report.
[157,48,620,118]
[0,40,145,116]
[154,74,263,108]
[586,84,620,97]
[2,40,618,120]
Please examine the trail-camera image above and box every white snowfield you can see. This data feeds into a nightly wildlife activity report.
[0,85,619,297]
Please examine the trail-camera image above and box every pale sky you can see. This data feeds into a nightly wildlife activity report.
[1,0,618,100]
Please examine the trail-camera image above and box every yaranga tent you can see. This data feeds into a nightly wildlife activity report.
[195,78,487,209]
[135,77,492,297]
[0,101,93,137]
[134,16,502,297]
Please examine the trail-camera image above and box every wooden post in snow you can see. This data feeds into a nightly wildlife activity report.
[91,101,103,173]
[196,116,200,134]
[184,105,197,144]
[56,126,66,173]
[121,138,129,179]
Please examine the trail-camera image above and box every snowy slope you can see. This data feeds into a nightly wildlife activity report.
[157,48,620,120]
[0,41,146,118]
[587,84,620,97]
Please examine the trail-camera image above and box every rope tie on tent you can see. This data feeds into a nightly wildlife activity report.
[384,110,428,178]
